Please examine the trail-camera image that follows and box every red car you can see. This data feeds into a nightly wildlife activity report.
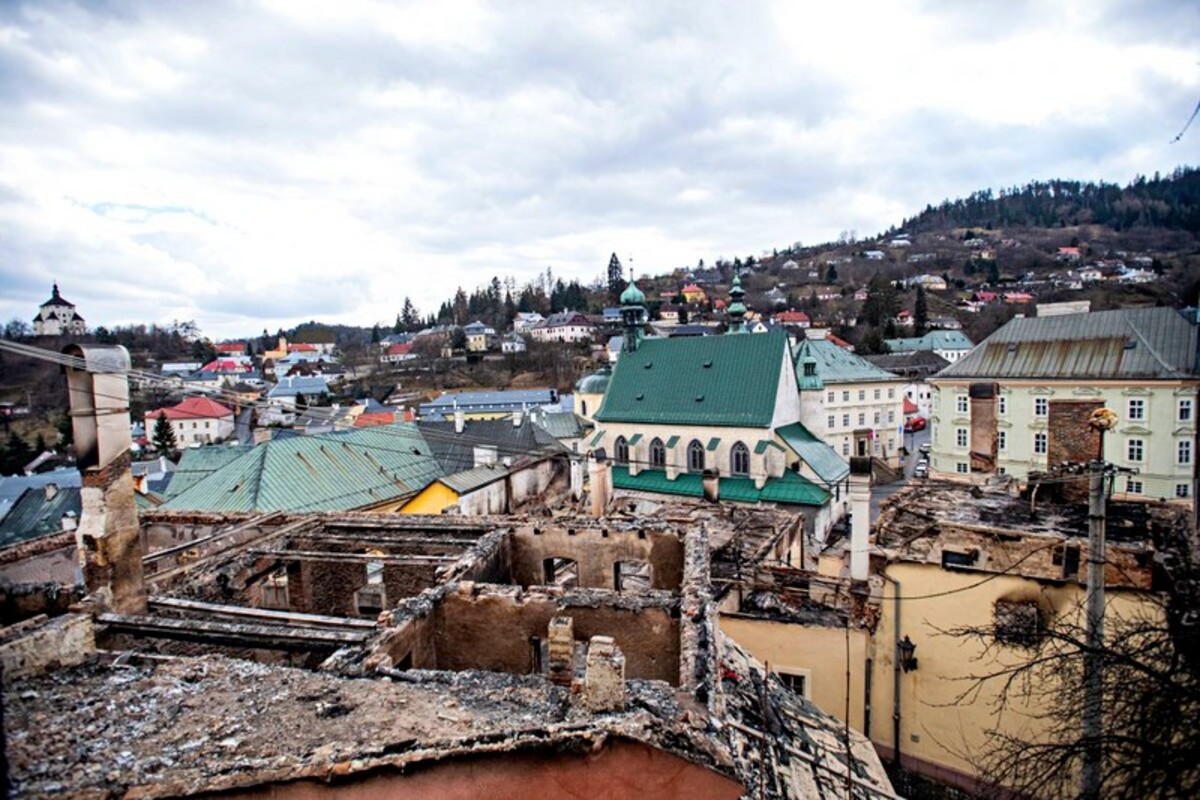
[904,416,927,432]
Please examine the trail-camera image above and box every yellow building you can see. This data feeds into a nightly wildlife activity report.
[717,481,1178,794]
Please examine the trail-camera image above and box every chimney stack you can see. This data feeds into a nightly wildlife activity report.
[589,455,610,517]
[848,456,872,582]
[454,407,465,434]
[547,616,574,686]
[583,635,625,712]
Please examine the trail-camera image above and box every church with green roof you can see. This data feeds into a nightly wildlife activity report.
[590,272,848,539]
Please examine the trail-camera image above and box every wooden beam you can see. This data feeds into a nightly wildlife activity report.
[146,596,377,630]
[96,613,372,651]
[248,549,458,565]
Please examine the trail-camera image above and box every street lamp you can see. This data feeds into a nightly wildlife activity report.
[898,635,918,672]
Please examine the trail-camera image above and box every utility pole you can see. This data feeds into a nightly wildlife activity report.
[1082,407,1117,800]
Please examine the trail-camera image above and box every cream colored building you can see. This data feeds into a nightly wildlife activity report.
[794,339,907,467]
[928,307,1199,502]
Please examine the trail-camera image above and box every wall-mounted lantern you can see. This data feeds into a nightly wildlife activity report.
[898,635,919,672]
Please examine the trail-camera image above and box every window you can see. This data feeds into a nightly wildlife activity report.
[998,430,1007,451]
[956,395,969,414]
[650,437,666,468]
[731,442,750,476]
[858,389,865,401]
[827,391,835,404]
[956,428,968,448]
[1127,438,1144,463]
[874,412,881,425]
[1126,479,1143,495]
[366,559,384,585]
[1179,440,1193,465]
[687,440,705,472]
[543,557,579,588]
[842,414,850,427]
[1128,398,1145,421]
[842,441,850,456]
[1034,432,1047,454]
[994,600,1042,647]
[956,462,969,474]
[827,415,836,429]
[887,411,895,424]
[843,391,850,402]
[581,400,587,417]
[614,560,652,591]
[614,436,628,465]
[1177,484,1192,499]
[1034,397,1048,416]
[1180,399,1194,422]
[776,669,810,699]
[888,388,895,399]
[998,395,1007,415]
[874,388,881,400]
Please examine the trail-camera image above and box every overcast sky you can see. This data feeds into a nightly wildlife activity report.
[1,1,1196,338]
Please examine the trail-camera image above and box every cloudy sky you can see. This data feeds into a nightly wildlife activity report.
[0,1,1196,338]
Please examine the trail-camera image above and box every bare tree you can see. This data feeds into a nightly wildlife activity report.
[940,581,1200,799]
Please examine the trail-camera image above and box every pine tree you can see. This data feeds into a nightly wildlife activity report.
[1,432,33,476]
[401,297,419,331]
[56,413,73,449]
[371,325,381,343]
[825,263,838,283]
[152,412,177,454]
[914,285,929,336]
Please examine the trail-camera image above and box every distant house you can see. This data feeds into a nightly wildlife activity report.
[972,290,998,303]
[419,388,560,421]
[888,237,911,248]
[601,307,622,322]
[928,316,962,330]
[267,376,330,409]
[782,259,800,270]
[215,342,247,356]
[894,310,913,327]
[500,332,527,353]
[32,283,85,336]
[145,397,236,447]
[853,288,869,302]
[907,274,948,291]
[1004,292,1035,305]
[884,330,975,363]
[763,287,787,307]
[529,311,594,344]
[1078,267,1104,282]
[1056,246,1082,262]
[381,343,416,364]
[659,305,681,324]
[463,321,498,352]
[680,284,707,304]
[512,312,545,333]
[862,250,885,261]
[775,310,811,328]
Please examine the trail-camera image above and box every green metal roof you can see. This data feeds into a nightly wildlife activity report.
[162,446,252,500]
[0,487,81,546]
[536,412,590,440]
[595,330,790,427]
[936,307,1199,381]
[160,425,444,514]
[627,433,643,445]
[754,440,785,455]
[438,464,508,494]
[775,422,850,485]
[793,339,900,385]
[885,330,974,353]
[706,437,721,451]
[589,429,606,448]
[610,466,830,507]
[665,435,680,448]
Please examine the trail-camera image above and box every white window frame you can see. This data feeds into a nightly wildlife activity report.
[1177,484,1191,499]
[1127,438,1144,463]
[1179,440,1193,466]
[1126,479,1143,495]
[774,667,812,699]
[1034,397,1048,417]
[1034,432,1047,455]
[956,395,969,414]
[1128,398,1145,422]
[956,428,968,448]
[998,395,1007,415]
[998,430,1007,451]
[828,415,836,430]
[956,462,969,474]
[1179,399,1194,423]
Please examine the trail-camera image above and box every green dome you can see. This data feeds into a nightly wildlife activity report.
[619,280,645,305]
[576,364,613,394]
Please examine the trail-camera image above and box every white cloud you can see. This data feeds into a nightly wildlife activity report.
[0,0,1196,337]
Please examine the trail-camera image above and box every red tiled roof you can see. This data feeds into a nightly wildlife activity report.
[215,342,246,353]
[827,334,853,349]
[776,310,810,323]
[145,396,234,421]
[354,412,396,428]
[201,359,251,373]
[385,343,413,355]
[288,343,318,352]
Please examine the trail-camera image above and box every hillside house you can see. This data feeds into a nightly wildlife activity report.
[145,397,236,447]
[32,283,85,336]
[529,311,594,344]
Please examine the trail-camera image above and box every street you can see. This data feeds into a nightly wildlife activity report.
[870,424,930,519]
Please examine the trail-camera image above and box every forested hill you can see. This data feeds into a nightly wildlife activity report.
[902,166,1200,234]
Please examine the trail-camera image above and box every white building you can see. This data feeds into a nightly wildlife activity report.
[32,284,86,336]
[145,397,236,448]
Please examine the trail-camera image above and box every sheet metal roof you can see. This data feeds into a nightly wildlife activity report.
[160,426,443,513]
[420,389,558,414]
[438,464,509,494]
[416,418,564,474]
[936,307,1199,381]
[611,466,830,507]
[595,330,790,427]
[0,486,81,546]
[793,339,901,385]
[885,330,974,353]
[775,422,850,485]
[161,446,252,500]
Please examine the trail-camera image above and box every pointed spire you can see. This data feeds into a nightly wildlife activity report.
[726,270,747,334]
[51,282,60,299]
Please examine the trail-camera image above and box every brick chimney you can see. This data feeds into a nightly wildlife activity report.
[547,616,574,686]
[583,635,625,712]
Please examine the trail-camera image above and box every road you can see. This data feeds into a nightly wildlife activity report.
[870,425,930,519]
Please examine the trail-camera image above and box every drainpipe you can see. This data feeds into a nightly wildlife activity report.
[879,571,902,769]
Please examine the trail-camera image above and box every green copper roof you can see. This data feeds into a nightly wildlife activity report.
[595,329,789,427]
[793,339,900,385]
[162,445,252,499]
[160,425,443,514]
[775,421,850,485]
[619,278,646,305]
[610,466,830,507]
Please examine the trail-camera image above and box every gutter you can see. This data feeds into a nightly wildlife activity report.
[879,570,902,769]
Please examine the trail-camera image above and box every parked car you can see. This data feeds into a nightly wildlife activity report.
[904,416,927,432]
[914,462,929,478]
[918,443,931,455]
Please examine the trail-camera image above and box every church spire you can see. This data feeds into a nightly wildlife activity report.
[726,270,747,334]
[619,267,646,353]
